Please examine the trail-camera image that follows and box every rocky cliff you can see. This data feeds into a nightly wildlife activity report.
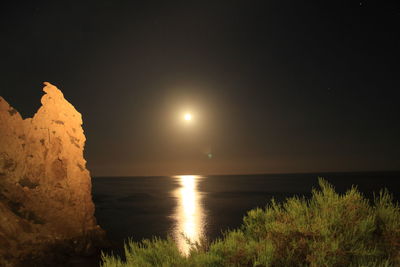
[0,82,104,266]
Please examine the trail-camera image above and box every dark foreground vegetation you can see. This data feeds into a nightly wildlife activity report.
[101,178,399,266]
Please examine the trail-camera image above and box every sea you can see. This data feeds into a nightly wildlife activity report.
[92,172,400,254]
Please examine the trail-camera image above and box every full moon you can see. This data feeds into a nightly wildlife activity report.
[184,113,192,121]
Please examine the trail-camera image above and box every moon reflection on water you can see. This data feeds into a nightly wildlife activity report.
[171,175,206,255]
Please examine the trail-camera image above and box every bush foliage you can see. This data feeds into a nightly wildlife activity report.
[101,178,400,266]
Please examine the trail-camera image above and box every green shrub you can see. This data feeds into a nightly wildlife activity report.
[101,178,400,267]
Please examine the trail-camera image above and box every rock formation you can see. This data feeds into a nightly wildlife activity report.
[0,82,105,266]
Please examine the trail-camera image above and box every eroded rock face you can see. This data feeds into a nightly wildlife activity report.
[0,82,104,266]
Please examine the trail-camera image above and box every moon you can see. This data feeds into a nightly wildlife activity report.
[184,113,192,121]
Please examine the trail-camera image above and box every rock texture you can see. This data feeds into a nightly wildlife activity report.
[0,82,104,266]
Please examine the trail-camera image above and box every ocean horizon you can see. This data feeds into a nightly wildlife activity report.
[92,170,400,178]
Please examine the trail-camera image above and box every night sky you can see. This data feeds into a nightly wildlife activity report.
[1,1,399,176]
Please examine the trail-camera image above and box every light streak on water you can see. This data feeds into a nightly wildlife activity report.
[171,175,205,255]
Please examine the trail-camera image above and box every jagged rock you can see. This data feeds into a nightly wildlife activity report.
[0,82,105,266]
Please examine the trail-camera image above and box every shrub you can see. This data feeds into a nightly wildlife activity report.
[101,178,400,267]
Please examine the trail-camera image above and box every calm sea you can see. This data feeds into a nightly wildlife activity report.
[92,172,400,253]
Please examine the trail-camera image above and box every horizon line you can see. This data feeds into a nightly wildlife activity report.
[91,169,400,178]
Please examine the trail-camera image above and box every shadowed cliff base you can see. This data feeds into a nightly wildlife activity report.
[0,82,108,266]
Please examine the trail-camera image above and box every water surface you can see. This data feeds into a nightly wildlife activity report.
[92,172,400,251]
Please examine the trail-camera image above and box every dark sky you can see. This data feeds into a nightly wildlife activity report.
[1,1,399,176]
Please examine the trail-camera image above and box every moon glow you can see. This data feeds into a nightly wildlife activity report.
[184,113,192,121]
